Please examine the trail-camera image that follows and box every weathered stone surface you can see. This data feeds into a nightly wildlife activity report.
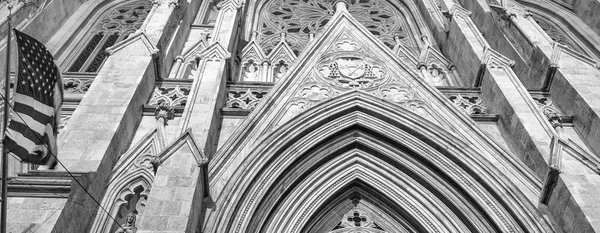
[3,0,599,232]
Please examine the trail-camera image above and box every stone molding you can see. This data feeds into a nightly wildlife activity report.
[206,92,553,232]
[216,0,241,12]
[481,47,516,69]
[158,129,209,166]
[105,30,160,57]
[196,41,232,62]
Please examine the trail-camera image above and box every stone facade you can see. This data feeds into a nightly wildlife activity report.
[0,0,599,232]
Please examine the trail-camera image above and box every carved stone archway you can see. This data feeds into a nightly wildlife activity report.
[205,92,554,233]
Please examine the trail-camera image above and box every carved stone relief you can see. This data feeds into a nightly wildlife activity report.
[148,82,191,107]
[531,94,562,122]
[63,76,93,94]
[226,88,269,109]
[446,93,490,114]
[330,208,387,232]
[316,53,389,90]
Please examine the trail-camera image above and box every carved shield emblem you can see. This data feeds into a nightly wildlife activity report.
[318,56,386,89]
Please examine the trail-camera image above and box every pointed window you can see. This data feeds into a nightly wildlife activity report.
[67,1,152,73]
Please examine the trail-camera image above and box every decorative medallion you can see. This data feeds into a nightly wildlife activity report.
[317,55,388,90]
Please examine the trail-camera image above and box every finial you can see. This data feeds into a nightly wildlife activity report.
[279,32,287,44]
[334,0,348,13]
[420,35,431,46]
[251,31,258,42]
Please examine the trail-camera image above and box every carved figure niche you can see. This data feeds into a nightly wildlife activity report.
[109,184,149,233]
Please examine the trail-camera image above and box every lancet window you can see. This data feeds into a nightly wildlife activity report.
[258,0,416,56]
[67,1,152,73]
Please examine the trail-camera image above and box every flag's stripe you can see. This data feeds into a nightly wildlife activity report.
[8,29,61,166]
[13,93,54,115]
[8,120,48,145]
[11,111,47,136]
[5,128,47,154]
[4,136,50,164]
[12,102,54,128]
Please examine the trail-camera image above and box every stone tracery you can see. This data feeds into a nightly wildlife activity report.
[67,1,152,73]
[330,208,387,232]
[258,0,413,55]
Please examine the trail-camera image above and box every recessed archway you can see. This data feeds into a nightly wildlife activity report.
[206,93,553,233]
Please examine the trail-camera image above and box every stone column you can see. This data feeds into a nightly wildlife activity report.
[479,50,554,178]
[442,6,488,85]
[211,0,241,49]
[140,0,240,232]
[261,60,271,82]
[136,105,209,233]
[168,55,185,79]
[52,2,179,232]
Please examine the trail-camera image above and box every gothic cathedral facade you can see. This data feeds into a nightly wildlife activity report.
[1,0,600,232]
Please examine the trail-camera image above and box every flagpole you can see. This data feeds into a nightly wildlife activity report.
[1,5,13,233]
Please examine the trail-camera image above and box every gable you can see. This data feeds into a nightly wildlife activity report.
[209,2,541,210]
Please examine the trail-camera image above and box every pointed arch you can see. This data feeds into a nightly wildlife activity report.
[89,126,165,233]
[57,0,153,72]
[305,186,418,233]
[205,92,554,233]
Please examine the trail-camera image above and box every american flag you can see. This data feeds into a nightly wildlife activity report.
[3,29,63,166]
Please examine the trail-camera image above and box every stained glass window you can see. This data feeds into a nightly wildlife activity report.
[258,0,414,56]
[68,1,152,73]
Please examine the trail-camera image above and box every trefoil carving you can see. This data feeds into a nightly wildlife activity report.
[446,93,490,114]
[148,82,190,107]
[226,87,269,109]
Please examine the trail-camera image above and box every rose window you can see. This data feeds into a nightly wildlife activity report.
[259,0,412,56]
